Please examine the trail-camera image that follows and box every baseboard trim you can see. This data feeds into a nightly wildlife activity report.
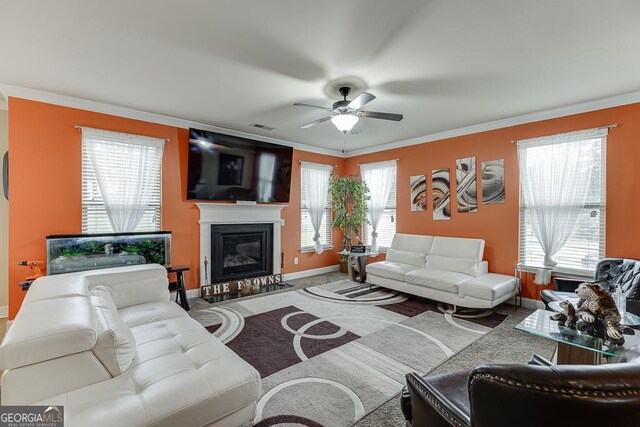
[507,296,545,310]
[283,264,340,281]
[185,288,200,299]
[0,305,8,319]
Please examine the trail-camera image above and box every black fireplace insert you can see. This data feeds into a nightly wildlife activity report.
[210,223,273,283]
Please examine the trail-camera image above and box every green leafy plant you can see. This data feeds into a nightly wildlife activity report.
[329,174,370,252]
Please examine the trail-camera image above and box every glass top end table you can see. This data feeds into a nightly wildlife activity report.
[515,309,639,364]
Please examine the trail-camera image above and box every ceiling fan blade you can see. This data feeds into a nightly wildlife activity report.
[350,123,362,135]
[347,92,376,110]
[360,111,404,121]
[293,103,333,111]
[300,116,333,129]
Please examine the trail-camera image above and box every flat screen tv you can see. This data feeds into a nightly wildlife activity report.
[187,128,293,202]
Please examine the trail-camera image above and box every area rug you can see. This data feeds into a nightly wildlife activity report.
[190,280,508,427]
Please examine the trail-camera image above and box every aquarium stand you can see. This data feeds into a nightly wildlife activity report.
[167,265,190,311]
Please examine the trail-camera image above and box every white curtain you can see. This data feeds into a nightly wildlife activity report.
[301,161,332,254]
[361,159,397,254]
[518,127,607,284]
[82,127,165,233]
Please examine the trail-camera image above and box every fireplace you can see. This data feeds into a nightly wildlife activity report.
[210,223,273,283]
[197,203,286,289]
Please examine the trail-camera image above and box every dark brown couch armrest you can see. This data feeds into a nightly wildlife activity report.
[468,364,640,427]
[405,372,471,427]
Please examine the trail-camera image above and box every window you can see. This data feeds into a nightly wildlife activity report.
[81,127,164,233]
[300,162,332,251]
[362,160,397,251]
[519,128,606,275]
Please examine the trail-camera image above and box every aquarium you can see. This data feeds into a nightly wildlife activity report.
[46,232,172,275]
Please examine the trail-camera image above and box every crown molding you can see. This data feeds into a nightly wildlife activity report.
[2,83,639,159]
[0,83,343,157]
[344,90,640,157]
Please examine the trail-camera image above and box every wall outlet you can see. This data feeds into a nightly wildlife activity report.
[293,257,299,265]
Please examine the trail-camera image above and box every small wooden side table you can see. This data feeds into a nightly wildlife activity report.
[167,265,190,311]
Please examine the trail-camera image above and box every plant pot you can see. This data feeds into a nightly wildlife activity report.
[339,258,348,274]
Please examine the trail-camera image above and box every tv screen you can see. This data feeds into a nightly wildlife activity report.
[187,128,293,202]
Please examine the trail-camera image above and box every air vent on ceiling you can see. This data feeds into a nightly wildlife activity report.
[250,123,275,131]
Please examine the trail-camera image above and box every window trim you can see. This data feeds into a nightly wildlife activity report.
[361,160,397,253]
[299,161,333,251]
[517,131,606,276]
[81,129,164,234]
[299,245,335,254]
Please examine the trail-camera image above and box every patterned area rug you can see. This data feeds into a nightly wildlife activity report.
[191,280,508,427]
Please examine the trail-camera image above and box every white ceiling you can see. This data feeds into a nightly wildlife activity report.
[1,0,640,153]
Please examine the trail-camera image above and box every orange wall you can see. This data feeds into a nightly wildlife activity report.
[346,103,640,300]
[9,97,640,315]
[8,98,343,319]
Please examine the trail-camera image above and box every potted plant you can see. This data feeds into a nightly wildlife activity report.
[328,174,370,273]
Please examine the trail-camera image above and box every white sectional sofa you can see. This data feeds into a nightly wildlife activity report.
[366,233,516,309]
[0,265,261,427]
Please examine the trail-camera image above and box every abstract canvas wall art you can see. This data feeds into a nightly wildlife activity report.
[410,175,427,211]
[456,157,477,213]
[481,159,505,204]
[432,168,451,220]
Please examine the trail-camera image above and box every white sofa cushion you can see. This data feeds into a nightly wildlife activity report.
[430,236,484,260]
[118,301,189,328]
[37,317,261,426]
[367,261,423,282]
[386,248,427,268]
[426,254,481,277]
[90,290,136,376]
[86,267,170,309]
[90,285,118,311]
[0,296,97,370]
[390,233,434,254]
[459,273,516,301]
[22,275,88,303]
[1,351,111,406]
[405,268,473,294]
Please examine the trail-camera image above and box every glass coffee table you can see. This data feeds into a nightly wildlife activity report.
[515,309,640,365]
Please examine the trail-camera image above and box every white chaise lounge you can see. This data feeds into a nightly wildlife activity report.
[366,233,516,309]
[0,264,261,427]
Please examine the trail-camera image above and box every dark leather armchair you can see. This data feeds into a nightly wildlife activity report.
[541,258,640,315]
[401,351,640,427]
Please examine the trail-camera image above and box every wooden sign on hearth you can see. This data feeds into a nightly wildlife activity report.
[201,273,283,297]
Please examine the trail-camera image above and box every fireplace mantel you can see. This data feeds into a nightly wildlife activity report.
[196,203,287,287]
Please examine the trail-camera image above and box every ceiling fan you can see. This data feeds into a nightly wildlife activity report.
[293,86,403,134]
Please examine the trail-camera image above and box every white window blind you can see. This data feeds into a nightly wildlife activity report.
[519,130,606,275]
[81,128,163,234]
[363,167,397,250]
[300,163,332,250]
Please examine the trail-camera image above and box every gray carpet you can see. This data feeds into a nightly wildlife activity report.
[189,273,555,426]
[353,306,556,427]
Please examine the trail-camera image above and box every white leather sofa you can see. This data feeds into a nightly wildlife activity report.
[366,234,516,309]
[0,265,261,427]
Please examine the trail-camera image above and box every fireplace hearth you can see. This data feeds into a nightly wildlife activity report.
[210,223,273,283]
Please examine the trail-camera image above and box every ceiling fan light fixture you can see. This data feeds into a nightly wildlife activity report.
[331,114,359,132]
